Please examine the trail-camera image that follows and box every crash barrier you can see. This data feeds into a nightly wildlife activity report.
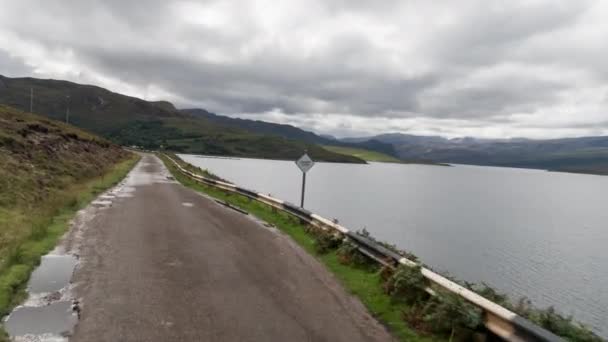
[164,154,563,342]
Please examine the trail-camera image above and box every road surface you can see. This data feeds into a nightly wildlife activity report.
[65,154,393,342]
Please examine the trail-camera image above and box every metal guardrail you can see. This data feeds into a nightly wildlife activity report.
[164,154,564,342]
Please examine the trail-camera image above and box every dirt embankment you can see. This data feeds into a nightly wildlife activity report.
[0,104,128,203]
[0,104,130,278]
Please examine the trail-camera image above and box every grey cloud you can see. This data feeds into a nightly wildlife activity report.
[71,35,436,116]
[428,2,590,67]
[0,0,607,138]
[0,51,32,76]
[420,77,569,118]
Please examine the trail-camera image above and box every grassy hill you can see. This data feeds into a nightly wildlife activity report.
[0,75,182,133]
[0,104,137,321]
[111,117,365,163]
[0,75,364,163]
[323,145,402,163]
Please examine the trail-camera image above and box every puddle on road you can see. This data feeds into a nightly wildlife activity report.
[5,301,77,338]
[112,185,136,198]
[91,200,112,207]
[28,255,77,294]
[3,254,78,341]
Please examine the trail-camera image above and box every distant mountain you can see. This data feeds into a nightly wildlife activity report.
[344,133,442,145]
[319,134,337,140]
[342,133,608,175]
[0,75,364,163]
[183,108,398,157]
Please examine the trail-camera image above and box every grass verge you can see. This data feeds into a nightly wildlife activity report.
[159,153,442,342]
[323,145,403,163]
[0,153,140,339]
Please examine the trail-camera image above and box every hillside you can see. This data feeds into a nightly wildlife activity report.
[113,117,365,162]
[0,75,363,163]
[183,108,398,157]
[322,145,402,163]
[184,108,326,144]
[0,104,131,262]
[0,75,183,134]
[0,104,136,316]
[344,133,608,175]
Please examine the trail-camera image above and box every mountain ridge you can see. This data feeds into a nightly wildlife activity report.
[0,75,364,163]
[340,133,608,175]
[182,108,399,157]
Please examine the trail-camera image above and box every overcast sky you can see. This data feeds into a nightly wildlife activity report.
[1,0,608,138]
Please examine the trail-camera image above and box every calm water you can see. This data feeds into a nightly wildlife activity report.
[180,154,608,336]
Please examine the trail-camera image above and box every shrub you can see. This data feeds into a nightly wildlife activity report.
[469,282,508,305]
[384,265,429,305]
[423,292,482,339]
[530,307,601,342]
[308,226,342,254]
[0,134,17,148]
[336,240,377,269]
[379,264,394,282]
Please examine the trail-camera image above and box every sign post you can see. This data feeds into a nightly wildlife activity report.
[295,153,315,208]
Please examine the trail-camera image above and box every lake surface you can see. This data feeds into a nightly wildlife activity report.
[180,154,608,337]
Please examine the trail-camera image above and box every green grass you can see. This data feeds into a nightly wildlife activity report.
[323,145,403,163]
[0,155,139,321]
[159,153,442,342]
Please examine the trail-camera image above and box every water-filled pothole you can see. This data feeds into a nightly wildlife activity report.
[4,301,78,337]
[28,255,77,294]
[3,254,78,340]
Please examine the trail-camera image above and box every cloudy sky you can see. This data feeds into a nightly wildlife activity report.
[1,0,608,138]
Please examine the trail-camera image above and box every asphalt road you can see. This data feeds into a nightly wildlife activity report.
[66,154,393,342]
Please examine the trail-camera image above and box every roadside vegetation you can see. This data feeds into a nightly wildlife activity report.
[161,152,603,342]
[0,105,139,337]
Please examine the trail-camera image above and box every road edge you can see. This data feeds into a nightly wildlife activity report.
[0,153,141,341]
